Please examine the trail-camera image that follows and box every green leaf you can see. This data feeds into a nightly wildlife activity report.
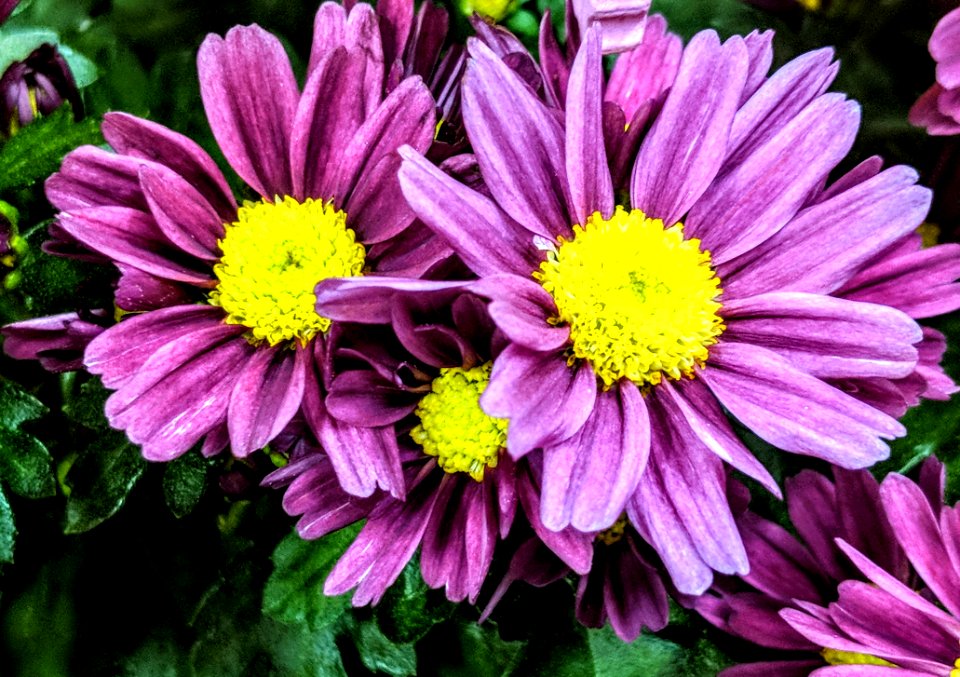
[588,626,681,677]
[351,618,417,677]
[0,375,47,427]
[507,624,594,677]
[0,26,59,75]
[63,434,146,534]
[262,620,347,677]
[377,558,454,644]
[0,427,54,498]
[262,524,361,631]
[0,483,15,562]
[57,44,98,88]
[162,453,208,519]
[61,377,112,431]
[0,106,103,193]
[423,621,526,677]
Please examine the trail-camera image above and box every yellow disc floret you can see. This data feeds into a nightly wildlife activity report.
[596,515,629,546]
[821,649,896,668]
[535,206,724,389]
[410,363,508,482]
[209,196,366,346]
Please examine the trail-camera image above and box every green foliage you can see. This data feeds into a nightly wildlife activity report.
[377,557,455,643]
[0,484,15,563]
[162,453,208,519]
[263,524,361,631]
[589,626,682,677]
[0,107,103,193]
[62,433,146,534]
[0,427,55,498]
[349,617,418,677]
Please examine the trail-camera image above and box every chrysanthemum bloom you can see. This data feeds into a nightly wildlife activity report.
[770,461,960,676]
[695,459,945,676]
[911,6,960,135]
[1,42,83,137]
[317,21,959,597]
[264,289,593,605]
[18,2,450,498]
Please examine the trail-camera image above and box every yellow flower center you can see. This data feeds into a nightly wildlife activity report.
[798,0,821,11]
[596,515,628,546]
[410,363,508,482]
[209,197,366,346]
[458,0,516,21]
[535,207,724,389]
[821,649,896,668]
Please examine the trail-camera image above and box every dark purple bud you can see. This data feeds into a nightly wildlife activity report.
[2,309,111,372]
[0,0,19,24]
[1,43,82,137]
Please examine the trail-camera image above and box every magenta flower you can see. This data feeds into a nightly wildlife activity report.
[317,20,960,598]
[265,290,593,605]
[1,42,83,137]
[695,460,945,675]
[771,461,960,676]
[9,2,454,501]
[911,6,960,135]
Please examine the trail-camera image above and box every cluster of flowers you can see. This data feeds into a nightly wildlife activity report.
[6,0,960,671]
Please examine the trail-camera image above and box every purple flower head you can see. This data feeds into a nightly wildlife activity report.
[911,6,960,135]
[2,309,111,372]
[0,43,82,137]
[712,458,960,676]
[7,1,460,498]
[317,18,960,599]
[695,460,946,675]
[265,288,594,605]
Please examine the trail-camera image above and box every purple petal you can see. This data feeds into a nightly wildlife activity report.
[726,48,837,166]
[316,276,471,324]
[517,465,594,574]
[198,25,298,197]
[376,0,413,71]
[227,345,306,457]
[722,166,931,298]
[342,3,385,119]
[482,344,597,458]
[737,512,824,603]
[658,379,780,496]
[58,207,213,285]
[540,382,649,531]
[470,274,569,352]
[280,458,378,539]
[102,112,236,219]
[398,147,540,276]
[326,369,419,426]
[45,145,149,212]
[838,243,960,319]
[139,164,225,261]
[85,305,228,389]
[325,480,440,605]
[105,325,252,461]
[880,474,960,617]
[687,94,860,264]
[115,265,193,312]
[785,470,847,581]
[605,14,681,122]
[630,31,748,227]
[565,27,614,224]
[740,29,774,104]
[336,78,435,243]
[701,342,903,467]
[307,2,347,76]
[604,538,669,640]
[723,292,921,379]
[316,410,405,499]
[463,38,573,238]
[290,47,365,201]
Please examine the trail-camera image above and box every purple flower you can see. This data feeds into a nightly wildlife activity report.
[265,290,593,605]
[911,6,960,135]
[695,460,945,675]
[2,309,111,372]
[8,2,456,499]
[1,43,82,137]
[734,459,960,676]
[316,20,960,598]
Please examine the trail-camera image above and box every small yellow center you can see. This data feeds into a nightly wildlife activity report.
[410,363,508,482]
[798,0,821,10]
[596,515,628,546]
[209,197,366,346]
[458,0,516,21]
[821,649,896,668]
[535,207,724,389]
